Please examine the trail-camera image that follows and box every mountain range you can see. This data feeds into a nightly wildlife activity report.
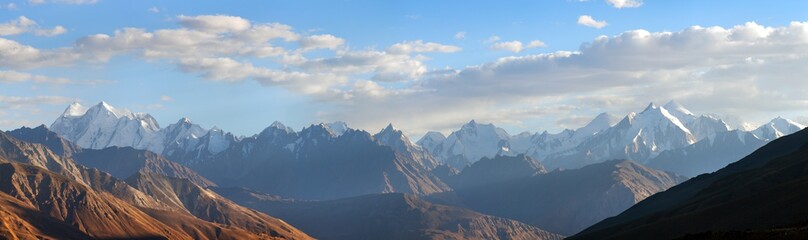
[48,101,805,179]
[2,100,805,239]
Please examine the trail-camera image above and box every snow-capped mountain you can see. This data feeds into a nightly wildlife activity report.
[685,115,731,141]
[662,100,697,124]
[522,112,621,160]
[542,103,697,170]
[752,117,806,140]
[417,113,621,169]
[374,124,440,169]
[416,131,446,154]
[50,102,165,152]
[423,120,512,169]
[647,130,767,177]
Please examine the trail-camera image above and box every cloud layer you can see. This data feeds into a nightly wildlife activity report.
[2,13,808,136]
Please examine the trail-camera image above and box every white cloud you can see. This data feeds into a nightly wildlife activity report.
[177,15,251,33]
[605,0,642,8]
[35,25,66,36]
[491,40,545,53]
[485,35,501,43]
[578,15,608,29]
[492,41,524,53]
[0,16,66,37]
[317,21,808,134]
[159,95,173,102]
[298,34,345,51]
[148,6,159,13]
[5,3,17,10]
[0,70,109,85]
[12,14,808,134]
[0,37,78,68]
[527,40,547,48]
[455,31,466,40]
[386,40,461,55]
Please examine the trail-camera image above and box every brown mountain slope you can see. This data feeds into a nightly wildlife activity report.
[0,191,91,240]
[0,130,311,240]
[0,162,187,239]
[216,188,564,240]
[570,128,808,240]
[429,160,686,236]
[0,131,87,185]
[74,146,216,188]
[125,172,311,240]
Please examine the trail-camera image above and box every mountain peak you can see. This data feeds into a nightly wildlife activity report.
[663,100,696,123]
[641,102,658,112]
[88,101,132,118]
[62,102,87,117]
[269,121,288,129]
[325,121,349,137]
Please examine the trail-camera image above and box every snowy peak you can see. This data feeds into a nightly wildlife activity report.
[416,131,446,154]
[752,117,806,140]
[325,121,349,137]
[576,112,621,137]
[262,121,295,135]
[62,102,88,117]
[663,100,697,123]
[374,123,407,145]
[635,103,691,135]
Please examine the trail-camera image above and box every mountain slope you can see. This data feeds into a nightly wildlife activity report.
[6,125,82,157]
[216,189,564,240]
[431,160,685,236]
[125,172,311,239]
[188,125,450,200]
[375,124,440,169]
[0,161,188,239]
[74,146,216,188]
[0,129,312,240]
[571,128,808,239]
[438,154,546,190]
[647,130,767,177]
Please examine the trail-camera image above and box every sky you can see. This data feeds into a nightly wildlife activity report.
[1,0,808,138]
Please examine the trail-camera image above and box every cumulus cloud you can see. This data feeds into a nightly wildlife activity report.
[386,40,461,54]
[491,40,546,53]
[9,13,808,135]
[578,15,608,29]
[318,21,808,134]
[298,34,345,51]
[178,15,251,33]
[0,16,66,37]
[0,38,78,68]
[605,0,642,8]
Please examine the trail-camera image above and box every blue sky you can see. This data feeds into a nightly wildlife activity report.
[1,0,808,137]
